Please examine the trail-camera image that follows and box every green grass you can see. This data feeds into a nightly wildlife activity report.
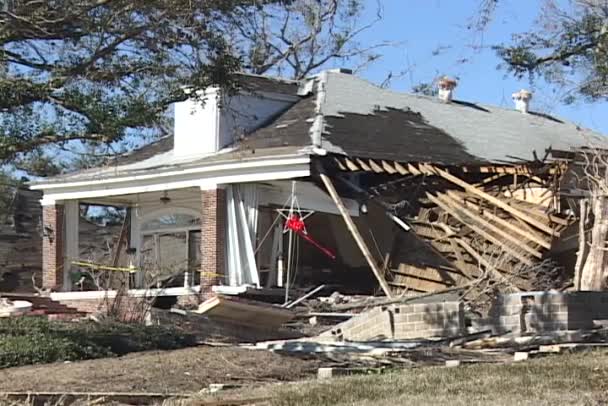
[264,350,608,406]
[0,317,197,368]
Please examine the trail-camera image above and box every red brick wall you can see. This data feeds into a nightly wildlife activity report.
[42,205,64,290]
[200,187,227,299]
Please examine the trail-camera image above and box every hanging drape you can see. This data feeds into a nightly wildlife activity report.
[226,184,260,287]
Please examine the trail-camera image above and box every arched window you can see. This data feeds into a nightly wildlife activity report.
[141,212,200,232]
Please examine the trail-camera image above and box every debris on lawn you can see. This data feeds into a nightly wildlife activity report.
[195,295,295,329]
[0,297,31,317]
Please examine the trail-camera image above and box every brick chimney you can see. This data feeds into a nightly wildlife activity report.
[512,89,532,114]
[438,76,458,103]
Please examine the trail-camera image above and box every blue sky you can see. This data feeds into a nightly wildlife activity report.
[347,0,608,134]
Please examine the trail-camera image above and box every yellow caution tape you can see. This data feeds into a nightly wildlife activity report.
[72,261,137,273]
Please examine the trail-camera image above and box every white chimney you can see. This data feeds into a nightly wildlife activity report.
[438,76,457,103]
[512,89,532,114]
[173,85,298,157]
[173,87,222,157]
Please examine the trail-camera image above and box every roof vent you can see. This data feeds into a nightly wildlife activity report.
[512,89,532,114]
[438,76,457,103]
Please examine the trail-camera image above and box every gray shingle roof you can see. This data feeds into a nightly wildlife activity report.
[239,71,604,165]
[320,72,602,164]
[34,71,606,185]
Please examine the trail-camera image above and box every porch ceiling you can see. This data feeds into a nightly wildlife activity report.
[80,187,201,208]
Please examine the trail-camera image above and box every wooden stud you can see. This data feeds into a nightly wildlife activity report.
[319,171,393,297]
[437,192,543,258]
[447,191,551,249]
[388,278,450,292]
[429,165,558,236]
[427,192,533,265]
[455,238,522,291]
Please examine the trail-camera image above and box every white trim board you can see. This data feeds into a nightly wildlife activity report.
[50,286,201,301]
[38,156,311,204]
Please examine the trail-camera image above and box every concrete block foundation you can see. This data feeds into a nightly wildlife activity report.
[321,297,465,341]
[490,291,608,334]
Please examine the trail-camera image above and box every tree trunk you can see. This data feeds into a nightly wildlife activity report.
[580,196,608,290]
[574,199,588,290]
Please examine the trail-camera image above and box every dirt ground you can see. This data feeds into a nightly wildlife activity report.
[0,345,320,393]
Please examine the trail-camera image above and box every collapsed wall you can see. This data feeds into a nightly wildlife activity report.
[321,294,465,341]
[490,291,608,334]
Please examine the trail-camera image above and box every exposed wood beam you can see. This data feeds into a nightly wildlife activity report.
[437,192,544,258]
[318,171,393,297]
[392,264,461,285]
[408,164,421,176]
[448,191,551,249]
[355,158,371,172]
[343,158,360,172]
[382,160,397,174]
[368,159,384,173]
[334,157,348,171]
[427,192,533,265]
[455,238,522,292]
[393,162,409,175]
[389,278,450,292]
[423,164,558,236]
[473,173,509,187]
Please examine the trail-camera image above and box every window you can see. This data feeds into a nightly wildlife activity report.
[140,210,201,287]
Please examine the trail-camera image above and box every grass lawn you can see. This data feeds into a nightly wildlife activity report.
[256,350,608,406]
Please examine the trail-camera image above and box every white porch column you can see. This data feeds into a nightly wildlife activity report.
[129,207,143,288]
[63,200,79,291]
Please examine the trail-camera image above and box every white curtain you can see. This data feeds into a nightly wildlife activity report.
[226,184,260,287]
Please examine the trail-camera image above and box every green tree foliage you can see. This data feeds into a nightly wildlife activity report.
[495,1,608,102]
[0,0,284,164]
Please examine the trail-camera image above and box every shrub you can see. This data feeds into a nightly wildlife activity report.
[0,317,196,368]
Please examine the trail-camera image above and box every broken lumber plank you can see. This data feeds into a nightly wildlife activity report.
[427,165,557,236]
[437,192,543,258]
[427,192,533,266]
[454,239,523,291]
[389,278,450,292]
[393,263,462,286]
[306,312,354,318]
[448,329,493,347]
[448,191,551,249]
[195,296,294,328]
[0,392,191,405]
[284,284,325,309]
[319,171,393,298]
[538,343,608,353]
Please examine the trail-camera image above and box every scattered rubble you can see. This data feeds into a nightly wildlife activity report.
[0,297,31,317]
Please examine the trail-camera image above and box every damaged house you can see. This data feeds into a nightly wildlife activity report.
[29,69,603,314]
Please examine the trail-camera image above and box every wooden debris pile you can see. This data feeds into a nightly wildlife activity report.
[330,156,575,301]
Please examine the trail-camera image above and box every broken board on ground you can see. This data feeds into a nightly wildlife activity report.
[195,295,295,329]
